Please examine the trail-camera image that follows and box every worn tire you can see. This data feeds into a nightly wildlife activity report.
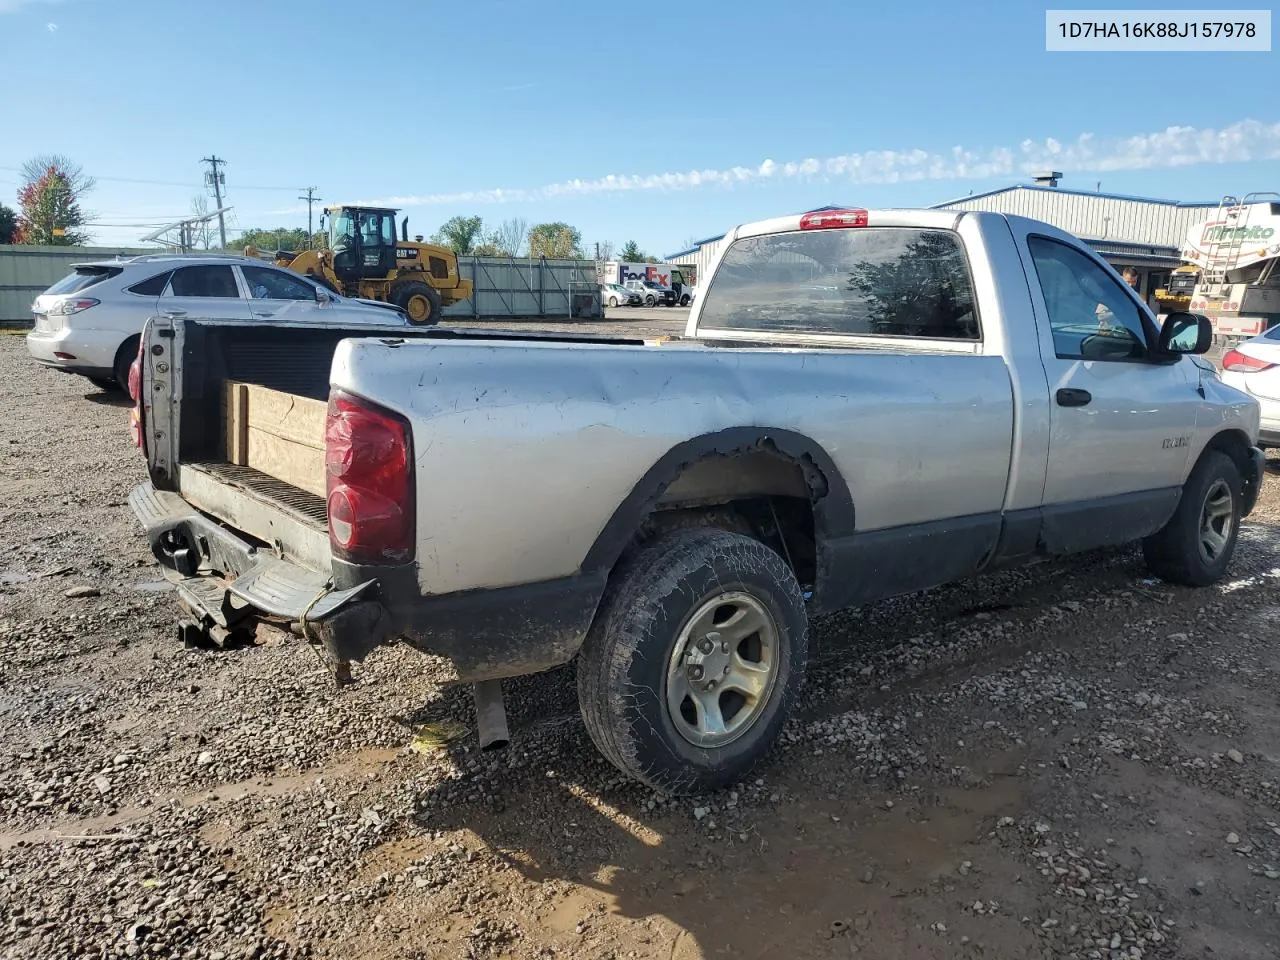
[113,336,139,393]
[392,281,442,325]
[577,527,808,794]
[1142,450,1243,587]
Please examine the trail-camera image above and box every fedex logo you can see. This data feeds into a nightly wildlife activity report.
[618,264,671,286]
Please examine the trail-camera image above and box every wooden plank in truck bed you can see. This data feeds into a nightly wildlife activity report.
[222,381,328,499]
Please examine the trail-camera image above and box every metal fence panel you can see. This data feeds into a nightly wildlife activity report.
[0,244,153,321]
[444,256,602,320]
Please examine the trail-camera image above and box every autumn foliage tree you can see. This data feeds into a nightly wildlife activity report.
[15,154,95,245]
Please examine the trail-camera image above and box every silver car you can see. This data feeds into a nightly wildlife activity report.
[26,254,407,390]
[1220,325,1280,447]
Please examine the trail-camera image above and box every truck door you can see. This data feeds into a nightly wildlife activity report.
[1020,233,1200,550]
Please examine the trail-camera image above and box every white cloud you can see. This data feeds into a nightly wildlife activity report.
[356,119,1280,208]
[46,21,56,29]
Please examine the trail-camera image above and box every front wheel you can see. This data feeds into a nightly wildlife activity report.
[680,294,691,306]
[391,281,442,325]
[577,528,809,794]
[645,295,656,307]
[1142,450,1243,586]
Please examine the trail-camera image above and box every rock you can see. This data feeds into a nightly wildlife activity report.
[1227,832,1241,845]
[1227,749,1244,765]
[92,775,110,795]
[196,751,213,767]
[861,869,874,884]
[958,861,972,876]
[64,585,100,599]
[693,806,708,820]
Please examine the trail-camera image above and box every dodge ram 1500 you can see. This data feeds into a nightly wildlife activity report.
[128,207,1264,793]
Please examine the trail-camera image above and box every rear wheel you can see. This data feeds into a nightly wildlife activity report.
[577,527,808,794]
[392,281,442,325]
[680,294,691,306]
[645,294,656,306]
[113,336,139,394]
[608,296,619,308]
[1142,450,1243,586]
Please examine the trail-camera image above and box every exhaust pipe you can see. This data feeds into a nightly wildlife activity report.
[401,216,409,242]
[473,679,510,750]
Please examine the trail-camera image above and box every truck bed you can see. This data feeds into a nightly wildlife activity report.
[160,321,653,568]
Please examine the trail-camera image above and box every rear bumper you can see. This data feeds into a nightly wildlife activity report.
[26,326,120,376]
[130,481,374,630]
[131,481,602,681]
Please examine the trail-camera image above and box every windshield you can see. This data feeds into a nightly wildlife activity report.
[330,209,356,251]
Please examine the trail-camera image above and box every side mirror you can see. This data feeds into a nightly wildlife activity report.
[315,287,332,305]
[1156,312,1212,356]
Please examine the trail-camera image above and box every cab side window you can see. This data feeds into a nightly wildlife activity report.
[1027,237,1149,362]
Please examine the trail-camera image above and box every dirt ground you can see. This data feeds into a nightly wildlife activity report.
[2,326,1280,960]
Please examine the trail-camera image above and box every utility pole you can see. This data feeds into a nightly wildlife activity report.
[202,156,227,249]
[299,186,322,248]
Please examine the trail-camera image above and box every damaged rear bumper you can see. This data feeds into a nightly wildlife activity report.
[129,482,375,648]
[129,482,605,681]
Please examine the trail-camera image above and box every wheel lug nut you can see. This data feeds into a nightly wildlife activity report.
[698,638,713,654]
[723,666,730,675]
[689,666,704,680]
[705,680,717,691]
[721,641,728,653]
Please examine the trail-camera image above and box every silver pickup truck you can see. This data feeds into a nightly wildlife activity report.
[128,207,1265,794]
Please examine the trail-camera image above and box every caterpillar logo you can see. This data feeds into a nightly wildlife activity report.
[396,247,419,260]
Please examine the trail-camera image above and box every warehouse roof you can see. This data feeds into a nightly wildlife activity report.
[931,183,1221,209]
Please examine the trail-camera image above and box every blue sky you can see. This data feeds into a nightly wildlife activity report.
[0,0,1276,255]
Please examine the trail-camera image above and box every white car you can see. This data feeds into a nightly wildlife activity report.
[26,254,407,390]
[1220,326,1280,448]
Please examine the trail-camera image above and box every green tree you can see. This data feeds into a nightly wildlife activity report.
[527,221,582,259]
[16,154,95,245]
[618,240,645,261]
[0,203,16,244]
[233,227,322,253]
[431,215,485,255]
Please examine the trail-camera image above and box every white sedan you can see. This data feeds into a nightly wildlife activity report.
[1220,327,1280,448]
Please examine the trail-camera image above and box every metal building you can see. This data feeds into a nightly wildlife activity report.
[930,181,1220,307]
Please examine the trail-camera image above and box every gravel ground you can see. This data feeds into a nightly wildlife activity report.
[2,327,1280,960]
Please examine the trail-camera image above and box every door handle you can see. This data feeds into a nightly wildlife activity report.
[1056,387,1092,407]
[162,308,187,317]
[252,311,276,317]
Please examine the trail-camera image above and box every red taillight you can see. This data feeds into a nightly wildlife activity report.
[55,298,99,316]
[325,391,414,564]
[799,208,869,230]
[1222,348,1276,373]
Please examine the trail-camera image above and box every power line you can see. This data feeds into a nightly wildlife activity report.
[0,165,299,191]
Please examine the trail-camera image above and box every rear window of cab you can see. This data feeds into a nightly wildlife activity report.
[698,227,980,340]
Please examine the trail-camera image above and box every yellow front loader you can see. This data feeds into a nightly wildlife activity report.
[245,205,473,325]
